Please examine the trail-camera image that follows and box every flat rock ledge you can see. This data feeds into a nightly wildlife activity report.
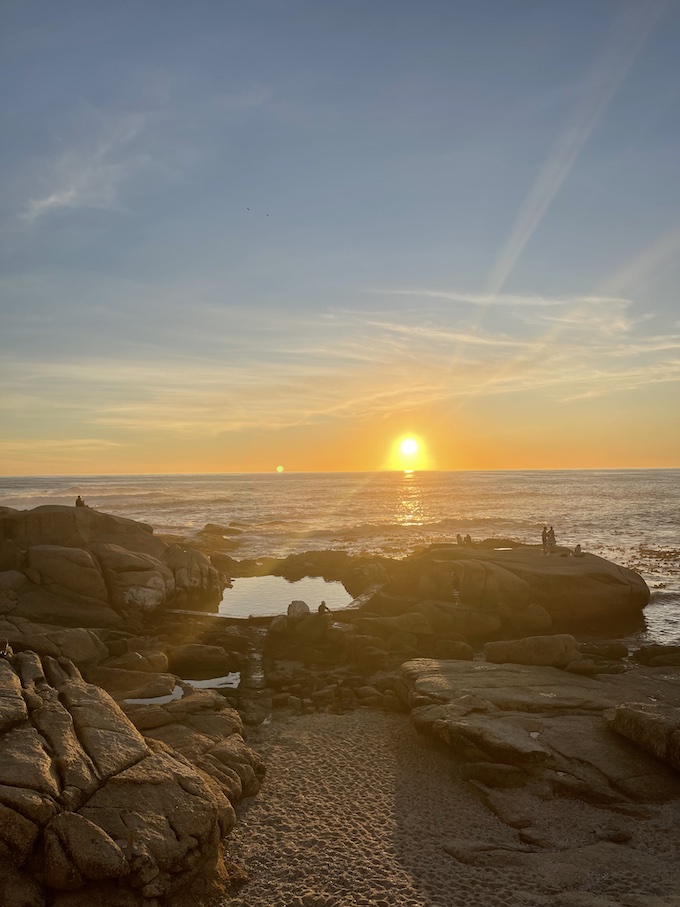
[396,657,680,797]
[0,651,265,907]
[391,658,680,903]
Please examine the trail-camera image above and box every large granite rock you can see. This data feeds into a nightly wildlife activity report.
[166,643,245,678]
[484,634,582,668]
[91,543,176,613]
[0,505,164,557]
[124,688,266,804]
[0,615,108,666]
[0,650,263,906]
[388,545,649,628]
[0,506,222,626]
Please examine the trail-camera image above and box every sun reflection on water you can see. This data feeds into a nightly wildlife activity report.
[396,470,425,526]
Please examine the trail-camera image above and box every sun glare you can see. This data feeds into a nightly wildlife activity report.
[400,438,419,456]
[386,434,430,471]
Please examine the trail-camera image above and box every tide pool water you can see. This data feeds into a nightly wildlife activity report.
[219,575,353,619]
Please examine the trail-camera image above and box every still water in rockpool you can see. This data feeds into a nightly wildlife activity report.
[218,575,353,618]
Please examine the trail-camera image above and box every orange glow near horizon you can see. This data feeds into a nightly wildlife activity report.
[1,393,679,475]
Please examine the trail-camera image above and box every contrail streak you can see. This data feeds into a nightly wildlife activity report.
[486,1,668,296]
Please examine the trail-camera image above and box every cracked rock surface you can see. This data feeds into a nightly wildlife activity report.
[0,651,264,907]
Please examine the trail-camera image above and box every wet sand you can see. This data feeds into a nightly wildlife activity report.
[224,710,680,907]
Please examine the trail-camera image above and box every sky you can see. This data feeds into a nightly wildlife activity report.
[1,0,679,475]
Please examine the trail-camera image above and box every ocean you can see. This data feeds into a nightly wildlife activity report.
[1,470,678,642]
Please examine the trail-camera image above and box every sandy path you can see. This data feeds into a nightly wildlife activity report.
[224,709,680,907]
[225,710,545,907]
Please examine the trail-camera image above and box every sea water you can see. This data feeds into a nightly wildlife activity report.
[1,470,678,641]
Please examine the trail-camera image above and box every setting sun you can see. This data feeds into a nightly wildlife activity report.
[400,438,419,456]
[385,434,431,471]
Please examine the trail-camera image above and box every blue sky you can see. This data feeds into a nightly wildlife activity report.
[1,0,679,473]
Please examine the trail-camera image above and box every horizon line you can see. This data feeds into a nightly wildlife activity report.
[1,465,679,479]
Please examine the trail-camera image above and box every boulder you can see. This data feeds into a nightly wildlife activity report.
[450,559,532,612]
[25,546,108,602]
[84,666,178,702]
[394,546,649,627]
[91,544,175,613]
[163,545,221,601]
[0,617,108,666]
[124,688,264,806]
[0,570,27,593]
[44,812,128,885]
[430,639,474,660]
[0,651,263,905]
[102,650,169,673]
[413,600,463,634]
[0,507,226,625]
[606,703,680,771]
[484,634,582,668]
[0,505,165,557]
[167,644,243,678]
[0,538,22,571]
[287,600,311,624]
[357,613,434,638]
[633,645,680,666]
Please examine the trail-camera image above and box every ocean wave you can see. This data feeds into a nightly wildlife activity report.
[649,590,680,605]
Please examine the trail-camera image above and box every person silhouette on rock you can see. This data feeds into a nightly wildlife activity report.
[547,526,556,554]
[75,495,85,508]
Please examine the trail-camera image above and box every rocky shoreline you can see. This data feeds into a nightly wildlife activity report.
[1,504,679,906]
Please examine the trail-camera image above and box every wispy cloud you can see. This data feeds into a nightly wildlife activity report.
[362,319,529,349]
[486,1,668,294]
[599,223,680,296]
[21,112,149,224]
[0,439,122,453]
[2,285,678,446]
[365,288,628,308]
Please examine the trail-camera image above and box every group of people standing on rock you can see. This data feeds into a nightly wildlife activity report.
[542,525,557,554]
[542,525,584,557]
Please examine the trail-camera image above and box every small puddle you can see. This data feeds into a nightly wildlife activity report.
[183,672,241,690]
[124,673,241,704]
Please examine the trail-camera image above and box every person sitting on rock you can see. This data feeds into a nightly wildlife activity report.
[574,543,584,557]
[0,639,13,657]
[75,495,85,507]
[318,601,332,617]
